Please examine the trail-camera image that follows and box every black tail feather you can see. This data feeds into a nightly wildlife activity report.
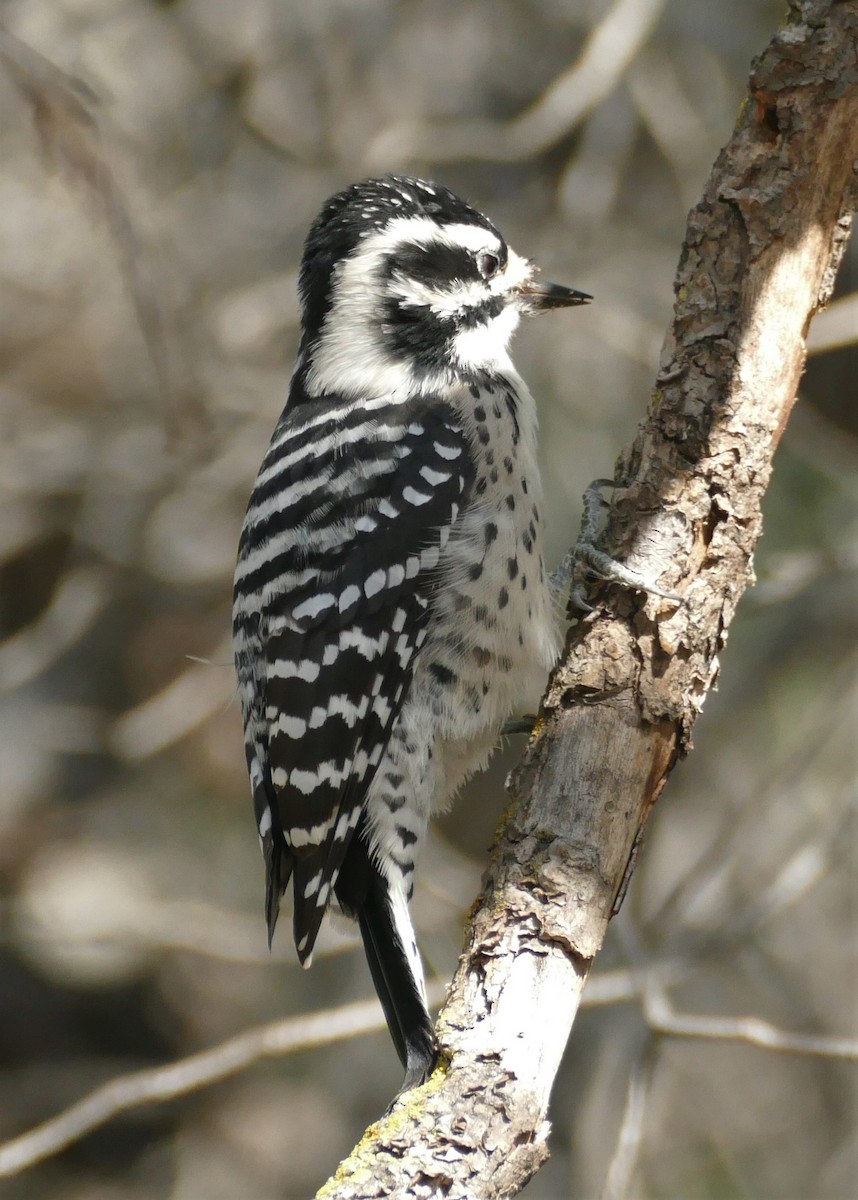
[358,883,437,1091]
[336,830,437,1092]
[264,832,292,948]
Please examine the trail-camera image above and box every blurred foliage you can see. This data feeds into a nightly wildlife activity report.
[0,1,855,1197]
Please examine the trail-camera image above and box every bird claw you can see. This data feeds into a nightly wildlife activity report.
[560,479,686,611]
[501,713,539,736]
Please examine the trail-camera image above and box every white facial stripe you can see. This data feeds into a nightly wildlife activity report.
[390,274,487,315]
[439,221,500,254]
[363,213,451,256]
[368,215,501,259]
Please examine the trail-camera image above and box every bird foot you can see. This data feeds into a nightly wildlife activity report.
[553,479,685,612]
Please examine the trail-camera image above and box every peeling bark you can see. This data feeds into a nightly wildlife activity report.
[317,4,858,1197]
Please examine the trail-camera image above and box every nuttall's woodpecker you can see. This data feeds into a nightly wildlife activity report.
[233,176,591,1091]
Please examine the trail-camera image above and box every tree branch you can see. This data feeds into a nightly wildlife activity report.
[317,3,858,1197]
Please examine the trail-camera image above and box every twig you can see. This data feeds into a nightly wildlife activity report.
[0,985,446,1179]
[600,1038,661,1200]
[624,47,712,208]
[643,982,858,1061]
[0,567,110,693]
[109,639,234,759]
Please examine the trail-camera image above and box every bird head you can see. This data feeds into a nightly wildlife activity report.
[297,175,590,400]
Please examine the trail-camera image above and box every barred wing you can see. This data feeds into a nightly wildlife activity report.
[233,396,472,962]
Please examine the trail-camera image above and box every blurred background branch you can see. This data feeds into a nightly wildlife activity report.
[0,987,448,1179]
[365,0,668,165]
[0,27,209,453]
[0,1,854,1198]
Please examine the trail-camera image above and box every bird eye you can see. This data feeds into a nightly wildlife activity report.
[478,252,500,281]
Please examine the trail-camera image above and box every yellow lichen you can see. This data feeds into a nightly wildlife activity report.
[315,1064,451,1196]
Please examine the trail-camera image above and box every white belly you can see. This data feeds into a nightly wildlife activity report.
[364,373,559,877]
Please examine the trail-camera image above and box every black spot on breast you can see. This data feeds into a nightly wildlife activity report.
[505,494,516,511]
[472,646,491,667]
[474,404,487,422]
[473,604,489,623]
[477,426,490,446]
[490,467,499,483]
[484,523,498,544]
[396,824,418,847]
[493,401,503,420]
[469,384,480,399]
[476,478,487,495]
[383,793,407,812]
[468,562,483,581]
[507,556,519,580]
[430,663,457,687]
[504,392,520,444]
[485,449,495,466]
[521,574,528,590]
[498,587,509,609]
[522,532,533,555]
[521,477,529,494]
[528,520,537,541]
[385,772,404,788]
[504,456,514,474]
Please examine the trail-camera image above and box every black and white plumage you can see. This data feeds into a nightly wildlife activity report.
[233,175,590,1091]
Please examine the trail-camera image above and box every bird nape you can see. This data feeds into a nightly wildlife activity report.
[233,174,590,1095]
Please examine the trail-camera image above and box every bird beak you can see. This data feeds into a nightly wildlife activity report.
[517,279,592,311]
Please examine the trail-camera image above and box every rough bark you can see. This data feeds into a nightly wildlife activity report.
[317,4,858,1197]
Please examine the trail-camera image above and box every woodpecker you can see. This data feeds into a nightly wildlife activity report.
[233,175,590,1092]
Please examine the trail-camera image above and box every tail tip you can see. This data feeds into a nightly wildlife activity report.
[265,889,280,949]
[296,930,314,969]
